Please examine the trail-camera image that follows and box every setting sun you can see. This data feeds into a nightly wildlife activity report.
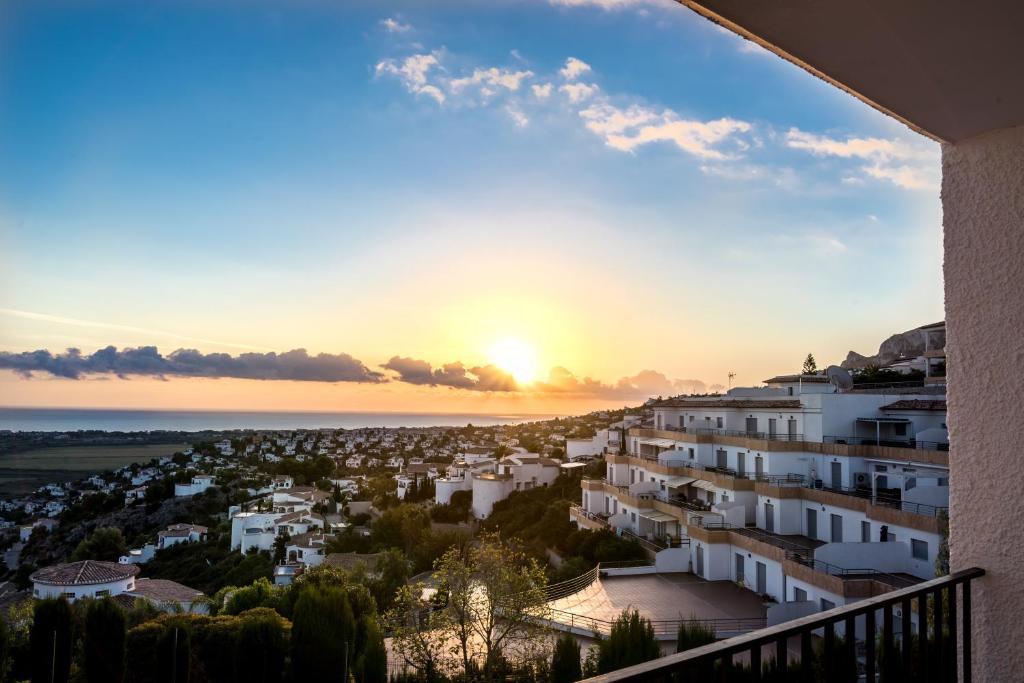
[488,337,541,385]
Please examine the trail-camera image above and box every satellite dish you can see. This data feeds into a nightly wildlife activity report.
[825,365,854,392]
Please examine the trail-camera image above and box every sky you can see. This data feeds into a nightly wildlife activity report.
[0,0,944,415]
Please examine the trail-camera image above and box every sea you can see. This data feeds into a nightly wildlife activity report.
[0,408,560,433]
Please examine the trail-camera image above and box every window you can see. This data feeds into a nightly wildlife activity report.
[861,521,871,543]
[912,539,929,560]
[95,589,110,597]
[793,587,807,602]
[768,418,777,436]
[64,592,75,599]
[716,417,724,428]
[894,423,908,436]
[688,448,695,459]
[821,599,836,611]
[745,417,758,434]
[631,512,636,523]
[689,415,694,423]
[679,416,685,428]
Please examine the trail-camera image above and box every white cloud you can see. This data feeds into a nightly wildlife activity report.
[506,105,529,128]
[807,234,848,255]
[559,82,599,103]
[785,128,939,190]
[549,0,662,9]
[531,83,553,99]
[380,17,411,33]
[449,67,534,94]
[375,53,445,103]
[581,103,751,159]
[700,163,799,189]
[559,57,592,80]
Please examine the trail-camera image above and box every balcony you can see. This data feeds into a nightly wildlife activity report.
[824,435,949,452]
[581,567,983,682]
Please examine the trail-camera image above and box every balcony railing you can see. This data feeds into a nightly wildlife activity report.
[785,553,921,589]
[580,567,984,683]
[807,482,949,518]
[824,435,950,451]
[651,426,806,442]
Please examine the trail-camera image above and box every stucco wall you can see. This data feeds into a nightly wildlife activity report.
[944,123,1024,682]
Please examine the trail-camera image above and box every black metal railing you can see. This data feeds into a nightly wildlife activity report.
[806,482,949,518]
[785,553,921,589]
[653,426,806,442]
[824,435,950,451]
[579,567,983,683]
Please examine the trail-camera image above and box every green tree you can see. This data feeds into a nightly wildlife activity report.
[156,621,191,683]
[272,530,291,564]
[291,585,356,680]
[551,632,582,683]
[83,598,127,683]
[234,611,287,683]
[370,548,410,612]
[595,610,660,674]
[222,577,280,615]
[30,598,73,683]
[802,353,818,374]
[434,534,551,683]
[0,617,11,682]
[71,527,129,562]
[355,617,388,683]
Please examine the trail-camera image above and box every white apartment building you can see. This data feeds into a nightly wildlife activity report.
[572,378,949,614]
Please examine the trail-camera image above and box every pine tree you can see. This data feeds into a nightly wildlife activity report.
[291,586,356,679]
[30,598,73,683]
[596,610,660,674]
[550,632,582,683]
[802,353,818,374]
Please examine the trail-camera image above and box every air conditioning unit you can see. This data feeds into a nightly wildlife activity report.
[854,472,870,488]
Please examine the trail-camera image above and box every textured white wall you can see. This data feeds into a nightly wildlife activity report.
[944,124,1024,682]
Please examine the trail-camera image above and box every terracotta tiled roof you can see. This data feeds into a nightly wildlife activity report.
[288,532,327,549]
[126,579,204,603]
[30,561,140,587]
[881,400,947,411]
[324,552,382,572]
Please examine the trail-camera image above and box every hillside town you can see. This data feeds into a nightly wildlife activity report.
[0,323,955,682]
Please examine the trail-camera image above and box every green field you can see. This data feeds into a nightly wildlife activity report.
[0,444,189,498]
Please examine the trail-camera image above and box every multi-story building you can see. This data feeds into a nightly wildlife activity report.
[572,376,949,614]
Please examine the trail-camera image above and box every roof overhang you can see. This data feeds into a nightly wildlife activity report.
[676,0,1024,142]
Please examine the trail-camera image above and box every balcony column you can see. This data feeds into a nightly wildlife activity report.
[944,123,1024,681]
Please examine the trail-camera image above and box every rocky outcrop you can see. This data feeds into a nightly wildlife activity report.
[841,323,944,370]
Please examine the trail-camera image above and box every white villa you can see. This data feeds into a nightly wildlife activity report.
[174,474,215,497]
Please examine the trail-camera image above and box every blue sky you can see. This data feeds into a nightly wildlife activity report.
[0,0,944,412]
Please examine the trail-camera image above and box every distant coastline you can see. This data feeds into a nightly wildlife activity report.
[0,407,561,432]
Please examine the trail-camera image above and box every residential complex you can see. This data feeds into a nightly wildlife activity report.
[571,373,948,616]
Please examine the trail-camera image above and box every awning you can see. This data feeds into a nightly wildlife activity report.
[640,438,678,448]
[664,476,697,487]
[690,480,718,492]
[641,511,678,523]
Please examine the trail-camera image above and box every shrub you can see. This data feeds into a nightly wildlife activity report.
[551,632,582,683]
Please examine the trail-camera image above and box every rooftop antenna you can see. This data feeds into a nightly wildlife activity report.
[727,372,736,390]
[825,365,854,393]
